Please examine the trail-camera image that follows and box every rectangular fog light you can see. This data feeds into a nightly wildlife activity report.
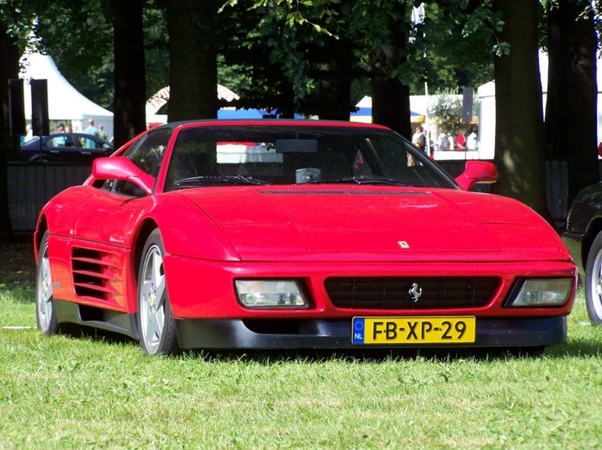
[509,278,572,307]
[235,280,308,309]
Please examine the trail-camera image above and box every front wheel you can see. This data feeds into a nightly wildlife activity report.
[584,231,602,325]
[136,229,179,355]
[36,231,59,335]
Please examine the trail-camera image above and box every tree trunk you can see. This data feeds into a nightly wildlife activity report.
[111,0,147,148]
[491,0,550,221]
[314,64,352,120]
[545,3,571,160]
[0,20,20,241]
[313,38,353,121]
[167,0,219,121]
[278,80,296,119]
[371,73,412,141]
[370,27,412,140]
[546,1,598,206]
[369,1,412,141]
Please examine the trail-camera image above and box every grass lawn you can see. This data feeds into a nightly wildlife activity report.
[1,267,602,448]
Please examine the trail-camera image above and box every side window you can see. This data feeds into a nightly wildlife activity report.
[82,137,99,149]
[49,135,67,148]
[99,128,172,197]
[63,135,75,147]
[72,136,83,147]
[126,129,172,177]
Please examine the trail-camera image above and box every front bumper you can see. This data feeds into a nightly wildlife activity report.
[175,316,567,350]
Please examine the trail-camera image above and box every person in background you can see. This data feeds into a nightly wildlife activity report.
[22,124,34,143]
[466,126,478,151]
[412,126,427,154]
[51,123,66,146]
[438,130,451,151]
[428,135,435,158]
[98,125,108,141]
[84,119,99,137]
[83,119,99,149]
[455,130,466,151]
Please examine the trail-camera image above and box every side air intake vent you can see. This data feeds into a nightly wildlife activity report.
[71,248,122,301]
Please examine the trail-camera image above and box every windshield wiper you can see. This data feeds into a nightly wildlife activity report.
[174,175,271,187]
[320,175,412,186]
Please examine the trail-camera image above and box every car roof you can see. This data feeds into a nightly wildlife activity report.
[43,133,110,142]
[150,119,391,133]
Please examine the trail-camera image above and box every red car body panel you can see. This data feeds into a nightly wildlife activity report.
[162,257,575,319]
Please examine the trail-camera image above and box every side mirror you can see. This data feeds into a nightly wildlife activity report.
[455,161,498,191]
[92,156,155,195]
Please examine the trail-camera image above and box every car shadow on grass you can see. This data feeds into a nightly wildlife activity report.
[545,339,602,358]
[181,347,553,364]
[55,326,602,362]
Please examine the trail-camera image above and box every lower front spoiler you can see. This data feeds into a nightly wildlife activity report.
[175,316,567,350]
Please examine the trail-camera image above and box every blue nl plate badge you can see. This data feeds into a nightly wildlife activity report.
[352,317,365,344]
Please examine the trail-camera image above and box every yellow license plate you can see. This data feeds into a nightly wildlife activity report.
[352,316,476,344]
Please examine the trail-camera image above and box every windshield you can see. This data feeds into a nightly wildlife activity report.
[164,124,457,191]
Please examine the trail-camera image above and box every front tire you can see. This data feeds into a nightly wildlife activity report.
[137,229,179,355]
[585,231,602,325]
[36,231,59,335]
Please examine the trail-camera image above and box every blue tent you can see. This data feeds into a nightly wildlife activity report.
[218,108,264,119]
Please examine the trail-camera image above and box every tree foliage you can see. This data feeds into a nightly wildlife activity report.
[0,0,600,239]
[30,0,114,107]
[429,93,466,136]
[5,1,497,117]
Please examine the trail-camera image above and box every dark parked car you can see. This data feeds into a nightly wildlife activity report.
[563,183,602,325]
[21,133,113,162]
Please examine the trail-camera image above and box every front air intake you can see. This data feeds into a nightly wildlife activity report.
[325,277,500,310]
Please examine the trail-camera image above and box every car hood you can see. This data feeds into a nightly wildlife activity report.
[175,186,568,261]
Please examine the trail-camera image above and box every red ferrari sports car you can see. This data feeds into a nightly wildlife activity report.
[34,120,577,355]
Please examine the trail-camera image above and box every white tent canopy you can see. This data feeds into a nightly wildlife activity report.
[19,52,113,139]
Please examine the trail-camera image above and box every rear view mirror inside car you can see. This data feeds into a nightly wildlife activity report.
[276,139,318,153]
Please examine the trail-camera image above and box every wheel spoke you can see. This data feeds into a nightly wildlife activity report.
[589,248,602,322]
[155,276,166,306]
[140,245,167,353]
[37,245,54,332]
[41,257,53,303]
[141,277,154,305]
[152,251,163,286]
[145,308,159,344]
[597,260,602,297]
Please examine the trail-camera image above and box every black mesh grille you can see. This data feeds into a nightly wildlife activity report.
[325,277,500,310]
